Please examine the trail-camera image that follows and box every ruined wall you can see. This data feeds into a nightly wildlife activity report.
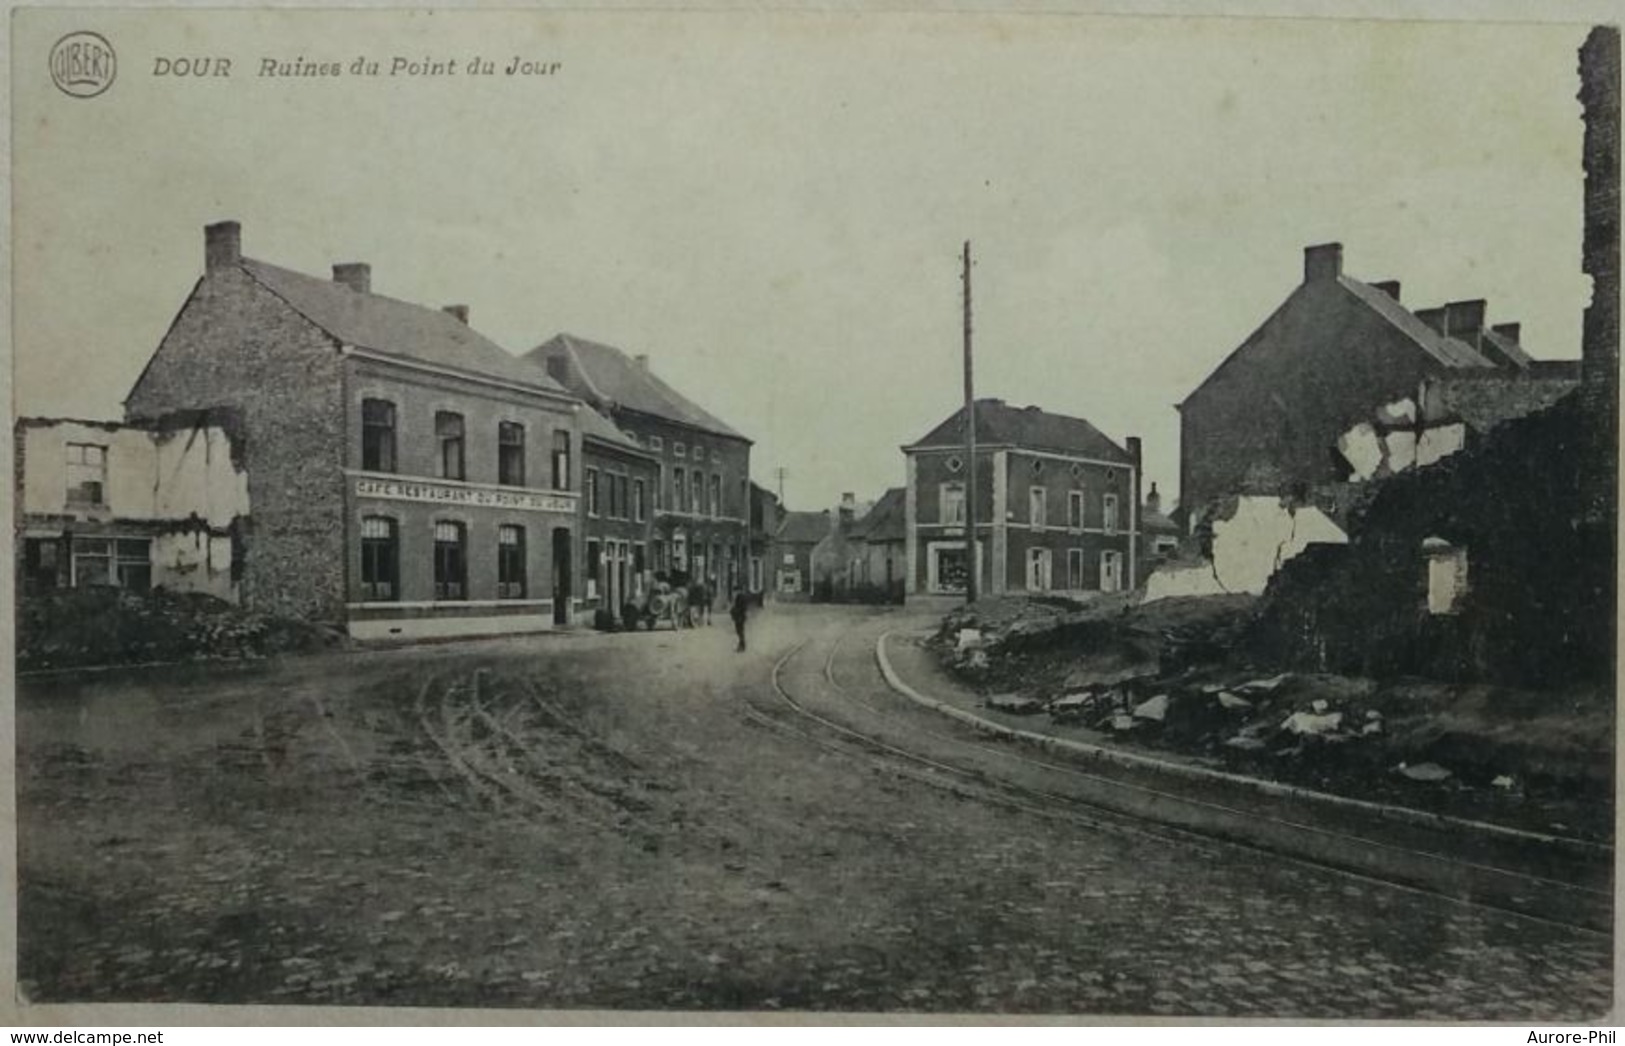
[125,267,347,622]
[1142,494,1346,601]
[1248,397,1608,686]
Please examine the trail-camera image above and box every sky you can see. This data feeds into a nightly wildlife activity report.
[11,9,1593,513]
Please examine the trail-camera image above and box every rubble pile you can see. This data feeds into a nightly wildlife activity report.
[18,586,344,671]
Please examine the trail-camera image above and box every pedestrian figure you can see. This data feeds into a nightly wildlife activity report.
[730,588,750,652]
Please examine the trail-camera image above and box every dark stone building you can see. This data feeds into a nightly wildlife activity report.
[575,405,660,622]
[126,221,584,638]
[526,333,753,598]
[1177,243,1567,529]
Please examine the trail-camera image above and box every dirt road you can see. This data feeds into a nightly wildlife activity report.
[16,605,1612,1016]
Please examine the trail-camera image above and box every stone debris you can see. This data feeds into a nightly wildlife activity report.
[1396,762,1452,783]
[1223,736,1266,751]
[1280,711,1343,737]
[1108,714,1137,732]
[1132,694,1170,722]
[1492,775,1517,790]
[1216,692,1252,711]
[1236,675,1290,694]
[986,693,1044,715]
[1310,699,1330,714]
[956,629,984,652]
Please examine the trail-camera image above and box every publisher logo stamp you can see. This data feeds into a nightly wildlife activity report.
[50,32,117,98]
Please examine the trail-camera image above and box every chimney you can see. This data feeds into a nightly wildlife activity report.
[204,221,241,272]
[1443,299,1487,341]
[1415,307,1447,335]
[442,304,470,325]
[1303,242,1343,284]
[332,263,371,294]
[634,354,650,370]
[1492,322,1521,345]
[1371,280,1402,301]
[1146,481,1162,516]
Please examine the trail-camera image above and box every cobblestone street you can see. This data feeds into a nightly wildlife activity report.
[17,606,1613,1017]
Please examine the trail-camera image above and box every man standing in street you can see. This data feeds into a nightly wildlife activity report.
[730,588,750,652]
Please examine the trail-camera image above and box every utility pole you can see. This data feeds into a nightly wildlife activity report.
[774,466,788,505]
[962,241,978,605]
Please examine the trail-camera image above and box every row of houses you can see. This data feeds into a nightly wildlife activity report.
[15,221,768,639]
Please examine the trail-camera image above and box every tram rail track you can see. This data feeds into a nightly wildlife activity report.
[743,623,1612,938]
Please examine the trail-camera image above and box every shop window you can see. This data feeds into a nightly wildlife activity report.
[361,400,396,473]
[65,443,107,505]
[436,412,466,481]
[360,516,399,601]
[433,521,467,600]
[551,429,571,491]
[498,525,527,599]
[498,422,526,487]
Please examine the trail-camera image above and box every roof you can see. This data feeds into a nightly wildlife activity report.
[240,260,567,395]
[905,399,1133,463]
[576,405,655,458]
[527,333,748,442]
[851,487,907,543]
[777,510,832,544]
[1478,327,1536,369]
[1337,277,1497,369]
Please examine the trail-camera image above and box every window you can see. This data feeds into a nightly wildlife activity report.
[433,521,467,600]
[1032,458,1045,475]
[674,441,686,459]
[693,446,705,462]
[436,412,465,481]
[634,479,647,522]
[1067,548,1085,589]
[650,435,664,453]
[606,472,621,519]
[1424,538,1468,615]
[585,539,602,600]
[619,475,632,521]
[1030,487,1047,530]
[498,422,525,486]
[674,467,687,512]
[1103,494,1119,535]
[360,400,396,473]
[550,430,571,491]
[65,443,107,505]
[498,525,527,599]
[711,474,722,518]
[655,467,665,512]
[586,468,601,517]
[692,472,704,516]
[72,537,150,590]
[946,455,964,474]
[1068,490,1085,530]
[360,517,399,600]
[940,482,967,525]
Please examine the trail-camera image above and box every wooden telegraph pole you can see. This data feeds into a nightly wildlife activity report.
[962,241,977,605]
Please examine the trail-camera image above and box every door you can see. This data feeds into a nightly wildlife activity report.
[1100,550,1122,593]
[1027,547,1052,591]
[551,528,572,624]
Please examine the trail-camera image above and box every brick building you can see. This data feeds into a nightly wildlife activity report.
[748,481,784,600]
[125,221,584,639]
[576,404,660,621]
[15,411,247,601]
[902,399,1140,598]
[773,510,830,597]
[848,486,906,602]
[1177,243,1572,529]
[526,334,752,598]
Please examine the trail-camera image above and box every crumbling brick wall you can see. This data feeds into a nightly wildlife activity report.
[1247,396,1609,687]
[125,267,346,624]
